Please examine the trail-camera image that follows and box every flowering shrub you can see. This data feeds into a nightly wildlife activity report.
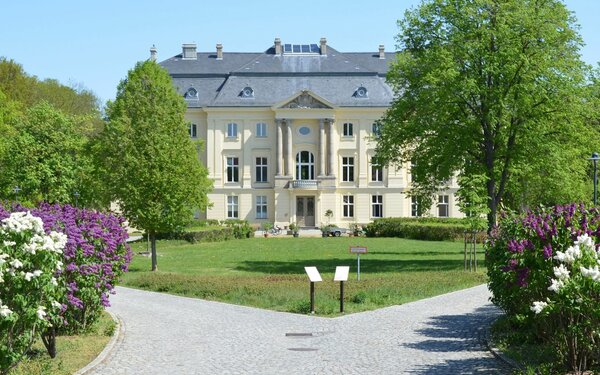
[486,204,600,372]
[0,212,67,373]
[0,203,132,333]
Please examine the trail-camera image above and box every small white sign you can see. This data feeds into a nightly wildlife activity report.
[350,246,368,254]
[334,266,350,281]
[304,266,322,282]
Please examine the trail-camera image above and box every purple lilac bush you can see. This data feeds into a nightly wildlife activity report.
[486,203,600,372]
[0,203,132,332]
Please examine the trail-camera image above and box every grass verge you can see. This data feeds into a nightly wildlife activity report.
[489,315,559,374]
[123,237,486,315]
[10,311,115,375]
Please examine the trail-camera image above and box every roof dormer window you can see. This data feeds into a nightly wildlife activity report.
[185,87,198,99]
[240,86,254,98]
[354,86,368,98]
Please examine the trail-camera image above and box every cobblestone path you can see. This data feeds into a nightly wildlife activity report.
[90,285,510,374]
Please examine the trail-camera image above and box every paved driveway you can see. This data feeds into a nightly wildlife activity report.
[90,285,509,374]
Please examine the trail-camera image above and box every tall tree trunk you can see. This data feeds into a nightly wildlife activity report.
[150,231,158,271]
[487,179,498,234]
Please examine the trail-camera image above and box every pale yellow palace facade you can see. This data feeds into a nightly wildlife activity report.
[158,38,462,227]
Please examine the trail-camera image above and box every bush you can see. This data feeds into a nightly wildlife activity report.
[364,217,485,242]
[0,212,67,372]
[1,203,132,334]
[486,204,600,373]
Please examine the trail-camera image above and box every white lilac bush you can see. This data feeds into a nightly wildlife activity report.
[529,233,600,373]
[487,204,600,373]
[0,212,66,373]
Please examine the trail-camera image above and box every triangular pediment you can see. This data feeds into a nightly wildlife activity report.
[273,90,335,110]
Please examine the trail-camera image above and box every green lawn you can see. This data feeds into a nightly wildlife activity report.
[123,237,487,315]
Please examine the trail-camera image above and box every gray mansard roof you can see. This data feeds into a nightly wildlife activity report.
[160,44,396,108]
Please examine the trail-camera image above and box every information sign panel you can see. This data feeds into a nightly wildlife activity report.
[334,266,350,281]
[304,266,322,282]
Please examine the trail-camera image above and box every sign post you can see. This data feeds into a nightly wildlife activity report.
[334,266,350,313]
[349,246,368,281]
[304,266,322,314]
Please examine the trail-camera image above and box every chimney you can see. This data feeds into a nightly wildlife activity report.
[216,43,223,60]
[182,43,197,60]
[320,37,327,56]
[149,45,157,62]
[274,38,282,55]
[379,44,385,59]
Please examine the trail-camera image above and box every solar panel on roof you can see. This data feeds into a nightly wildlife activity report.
[301,44,310,53]
[310,44,319,53]
[284,44,292,52]
[292,45,301,53]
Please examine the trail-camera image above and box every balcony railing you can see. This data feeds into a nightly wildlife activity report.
[290,180,320,190]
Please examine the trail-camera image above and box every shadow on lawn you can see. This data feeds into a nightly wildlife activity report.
[403,304,510,374]
[234,258,485,274]
[371,251,465,256]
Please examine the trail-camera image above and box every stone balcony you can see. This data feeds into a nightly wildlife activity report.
[289,180,320,190]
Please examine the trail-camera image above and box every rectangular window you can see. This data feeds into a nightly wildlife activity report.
[343,195,354,218]
[438,195,449,217]
[371,162,383,182]
[372,123,381,137]
[411,196,421,217]
[343,122,353,137]
[372,195,383,218]
[255,157,268,183]
[226,157,239,182]
[188,123,197,138]
[342,157,354,182]
[227,123,238,138]
[256,122,267,137]
[227,196,239,218]
[256,195,267,219]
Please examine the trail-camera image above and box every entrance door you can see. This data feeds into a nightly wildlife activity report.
[296,197,315,227]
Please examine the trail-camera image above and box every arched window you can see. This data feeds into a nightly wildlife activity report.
[296,151,315,180]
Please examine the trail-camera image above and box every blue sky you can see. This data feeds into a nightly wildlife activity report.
[1,1,598,104]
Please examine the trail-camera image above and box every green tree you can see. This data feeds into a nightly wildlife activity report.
[0,102,97,205]
[375,0,597,230]
[0,90,19,171]
[101,60,212,271]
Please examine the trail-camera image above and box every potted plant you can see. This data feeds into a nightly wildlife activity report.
[289,223,299,237]
[262,222,273,237]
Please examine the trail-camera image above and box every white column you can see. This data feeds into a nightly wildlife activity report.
[327,119,335,177]
[276,119,283,176]
[286,119,293,177]
[319,119,326,177]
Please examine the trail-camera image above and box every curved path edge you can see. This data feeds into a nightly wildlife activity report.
[75,310,125,375]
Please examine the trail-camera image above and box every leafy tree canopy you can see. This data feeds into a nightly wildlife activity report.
[375,0,599,229]
[100,60,212,270]
[0,102,96,205]
[0,58,101,119]
[0,59,105,207]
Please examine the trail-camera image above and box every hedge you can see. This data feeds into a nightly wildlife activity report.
[155,220,253,243]
[364,217,486,242]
